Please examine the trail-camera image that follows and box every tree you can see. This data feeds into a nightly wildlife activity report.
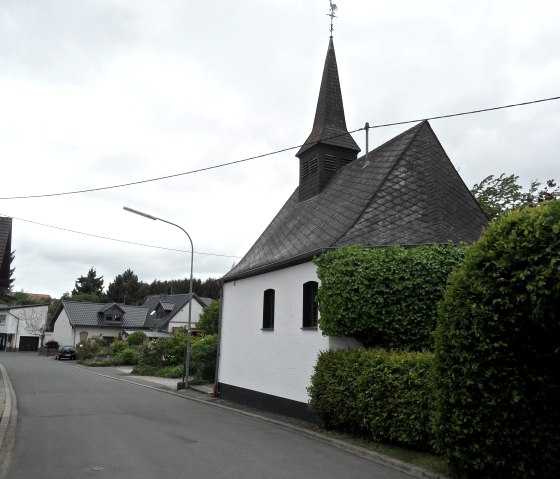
[72,267,104,295]
[106,269,149,305]
[17,306,49,347]
[471,174,559,221]
[147,277,221,299]
[196,300,220,335]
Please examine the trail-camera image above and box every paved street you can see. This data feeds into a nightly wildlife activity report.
[0,353,415,479]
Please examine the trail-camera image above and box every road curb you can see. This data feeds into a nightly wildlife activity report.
[0,363,17,479]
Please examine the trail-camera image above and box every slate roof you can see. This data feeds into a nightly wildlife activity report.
[224,120,488,281]
[141,294,204,330]
[57,301,149,328]
[297,37,360,157]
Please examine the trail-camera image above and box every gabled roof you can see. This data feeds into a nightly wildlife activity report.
[224,121,487,281]
[297,37,360,157]
[141,293,206,330]
[54,301,149,328]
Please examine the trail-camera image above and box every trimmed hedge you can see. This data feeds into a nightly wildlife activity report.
[308,349,435,451]
[434,200,560,478]
[315,245,464,350]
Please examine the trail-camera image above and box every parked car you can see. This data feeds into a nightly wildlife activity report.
[55,346,77,360]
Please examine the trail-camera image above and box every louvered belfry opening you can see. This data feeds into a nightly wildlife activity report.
[296,37,360,202]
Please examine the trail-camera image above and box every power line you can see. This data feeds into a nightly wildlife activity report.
[2,214,242,259]
[2,95,558,201]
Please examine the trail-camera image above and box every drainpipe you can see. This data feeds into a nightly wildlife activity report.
[212,281,224,397]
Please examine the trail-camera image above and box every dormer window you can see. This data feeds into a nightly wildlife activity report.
[105,313,122,323]
[98,304,125,325]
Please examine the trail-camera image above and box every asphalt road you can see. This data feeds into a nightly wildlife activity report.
[0,353,414,479]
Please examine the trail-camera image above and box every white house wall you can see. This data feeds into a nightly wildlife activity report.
[167,301,204,332]
[52,309,74,345]
[219,261,360,404]
[0,305,48,349]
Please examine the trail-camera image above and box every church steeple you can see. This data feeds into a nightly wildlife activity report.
[297,37,360,202]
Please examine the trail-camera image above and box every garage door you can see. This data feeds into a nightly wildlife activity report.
[19,336,39,351]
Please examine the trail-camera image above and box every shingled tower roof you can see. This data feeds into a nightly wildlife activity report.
[297,37,360,157]
[224,121,487,281]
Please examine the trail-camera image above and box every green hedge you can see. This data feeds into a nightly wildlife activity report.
[434,200,560,478]
[308,349,435,451]
[315,245,464,350]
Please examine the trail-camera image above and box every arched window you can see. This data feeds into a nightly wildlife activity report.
[302,281,318,328]
[80,331,88,341]
[262,289,275,330]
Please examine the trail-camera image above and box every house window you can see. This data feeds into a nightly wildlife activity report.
[80,331,88,341]
[105,314,122,323]
[262,289,275,330]
[0,314,5,325]
[302,281,318,328]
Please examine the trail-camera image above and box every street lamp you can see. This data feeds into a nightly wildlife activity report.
[123,206,194,390]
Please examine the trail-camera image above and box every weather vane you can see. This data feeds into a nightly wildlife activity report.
[327,0,338,36]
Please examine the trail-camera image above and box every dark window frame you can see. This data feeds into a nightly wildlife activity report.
[262,289,275,330]
[302,281,318,329]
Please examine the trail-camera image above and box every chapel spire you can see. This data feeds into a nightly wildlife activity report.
[296,33,360,202]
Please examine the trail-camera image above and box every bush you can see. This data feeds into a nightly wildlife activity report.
[76,339,103,360]
[315,245,464,350]
[45,340,59,349]
[190,334,218,382]
[197,300,220,335]
[308,349,435,451]
[110,339,128,355]
[126,331,148,346]
[139,334,186,368]
[132,364,184,378]
[114,348,138,365]
[434,200,560,478]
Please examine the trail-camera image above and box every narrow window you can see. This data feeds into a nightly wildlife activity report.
[80,331,88,341]
[302,281,318,328]
[262,289,275,330]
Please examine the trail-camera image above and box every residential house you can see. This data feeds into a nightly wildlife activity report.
[0,303,49,351]
[216,37,488,420]
[50,293,210,346]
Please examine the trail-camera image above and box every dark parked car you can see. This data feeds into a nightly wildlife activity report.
[55,346,77,360]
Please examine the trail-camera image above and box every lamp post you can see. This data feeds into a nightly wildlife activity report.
[123,206,194,390]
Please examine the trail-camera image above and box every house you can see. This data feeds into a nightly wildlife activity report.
[0,303,49,351]
[216,36,488,420]
[50,293,210,346]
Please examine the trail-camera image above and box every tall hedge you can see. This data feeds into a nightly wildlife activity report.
[315,244,464,350]
[308,349,435,451]
[434,200,560,478]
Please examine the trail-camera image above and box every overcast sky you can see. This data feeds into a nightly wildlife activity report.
[1,0,559,298]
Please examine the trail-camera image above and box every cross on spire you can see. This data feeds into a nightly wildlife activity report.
[327,1,338,37]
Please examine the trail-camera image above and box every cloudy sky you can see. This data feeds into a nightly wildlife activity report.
[1,0,559,298]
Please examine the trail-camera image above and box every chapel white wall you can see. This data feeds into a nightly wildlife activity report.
[219,261,360,404]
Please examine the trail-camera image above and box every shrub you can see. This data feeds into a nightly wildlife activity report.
[308,349,435,451]
[45,340,59,349]
[126,331,148,346]
[76,339,103,360]
[132,364,184,378]
[197,300,220,335]
[190,334,218,382]
[114,348,138,365]
[138,334,186,367]
[110,339,128,355]
[315,244,465,350]
[434,200,560,478]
